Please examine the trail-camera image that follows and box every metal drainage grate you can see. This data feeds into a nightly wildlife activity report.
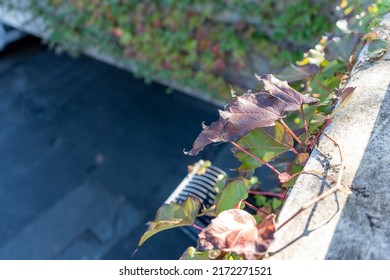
[165,160,226,241]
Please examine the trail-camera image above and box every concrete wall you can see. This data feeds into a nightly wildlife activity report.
[269,14,390,259]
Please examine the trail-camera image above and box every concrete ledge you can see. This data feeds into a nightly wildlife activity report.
[268,14,390,259]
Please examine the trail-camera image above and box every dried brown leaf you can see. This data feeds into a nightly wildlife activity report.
[197,209,275,259]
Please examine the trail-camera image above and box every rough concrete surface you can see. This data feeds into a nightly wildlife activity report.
[269,16,390,259]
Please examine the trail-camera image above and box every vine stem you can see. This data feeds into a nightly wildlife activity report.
[300,105,309,141]
[313,78,332,93]
[276,182,342,231]
[290,147,299,155]
[231,141,281,176]
[279,118,305,148]
[308,116,332,151]
[192,224,204,231]
[248,190,284,199]
[276,133,350,231]
[243,201,270,216]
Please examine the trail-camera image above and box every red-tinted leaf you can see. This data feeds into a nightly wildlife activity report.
[221,91,286,132]
[256,213,276,253]
[185,92,286,156]
[197,209,275,260]
[257,74,319,111]
[184,119,227,157]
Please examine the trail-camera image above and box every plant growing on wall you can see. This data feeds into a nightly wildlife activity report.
[136,0,390,260]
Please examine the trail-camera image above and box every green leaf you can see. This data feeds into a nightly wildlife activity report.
[224,253,244,260]
[234,123,293,171]
[276,63,319,82]
[282,152,310,188]
[138,196,201,246]
[215,179,249,214]
[180,247,210,260]
[321,59,345,79]
[309,112,328,133]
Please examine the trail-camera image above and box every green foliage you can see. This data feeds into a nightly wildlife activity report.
[134,0,390,260]
[138,196,201,247]
[234,123,293,172]
[214,179,249,214]
[254,195,283,211]
[179,247,210,260]
[5,0,338,102]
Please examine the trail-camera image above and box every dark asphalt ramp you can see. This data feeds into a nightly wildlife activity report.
[0,37,234,259]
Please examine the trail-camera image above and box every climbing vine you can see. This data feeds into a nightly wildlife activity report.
[137,0,390,260]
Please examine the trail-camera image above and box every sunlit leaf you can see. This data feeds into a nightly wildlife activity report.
[185,91,286,156]
[309,112,328,133]
[293,152,310,172]
[276,63,320,82]
[224,253,243,260]
[281,152,310,188]
[197,209,275,260]
[215,179,249,214]
[138,196,201,246]
[234,123,293,171]
[330,87,356,117]
[180,247,210,260]
[257,74,319,111]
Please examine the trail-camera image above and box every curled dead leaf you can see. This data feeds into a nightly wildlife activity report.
[197,209,275,260]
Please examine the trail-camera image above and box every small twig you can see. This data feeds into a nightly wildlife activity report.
[300,105,309,141]
[286,169,350,194]
[313,78,332,93]
[248,190,285,199]
[243,201,270,216]
[276,183,342,231]
[314,117,332,142]
[276,134,350,231]
[290,147,299,155]
[324,133,343,164]
[231,141,281,176]
[279,118,306,148]
[314,145,331,159]
[287,169,326,181]
[324,133,350,194]
[192,224,204,231]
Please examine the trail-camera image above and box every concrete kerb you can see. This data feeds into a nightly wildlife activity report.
[268,14,390,259]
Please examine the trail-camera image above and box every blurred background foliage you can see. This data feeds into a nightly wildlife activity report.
[4,0,384,102]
